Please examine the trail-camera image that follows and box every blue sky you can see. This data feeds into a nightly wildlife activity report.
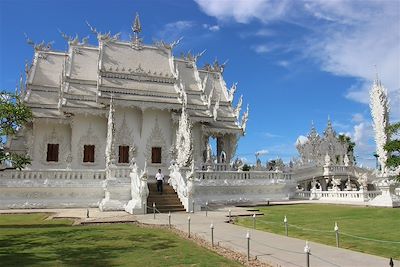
[1,0,399,167]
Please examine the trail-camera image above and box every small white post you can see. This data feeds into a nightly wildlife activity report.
[284,215,288,236]
[246,231,250,261]
[253,213,256,229]
[304,240,310,267]
[188,215,191,238]
[168,211,171,228]
[205,201,208,217]
[334,221,339,248]
[228,209,232,222]
[153,202,156,219]
[210,223,214,247]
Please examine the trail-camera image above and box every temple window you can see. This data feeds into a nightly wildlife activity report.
[83,145,95,163]
[119,145,129,163]
[46,144,59,162]
[151,147,161,164]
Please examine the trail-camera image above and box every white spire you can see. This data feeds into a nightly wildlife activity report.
[369,73,389,176]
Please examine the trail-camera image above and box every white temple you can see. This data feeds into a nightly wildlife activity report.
[1,14,398,210]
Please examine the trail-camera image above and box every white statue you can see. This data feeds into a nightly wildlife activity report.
[324,153,331,166]
[343,154,350,167]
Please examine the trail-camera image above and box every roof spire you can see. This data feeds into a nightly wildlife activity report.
[132,13,142,35]
[131,13,143,49]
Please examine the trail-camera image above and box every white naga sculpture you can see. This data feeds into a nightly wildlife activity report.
[369,76,389,177]
[175,104,192,167]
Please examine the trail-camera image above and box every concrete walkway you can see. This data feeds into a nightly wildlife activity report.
[1,207,398,267]
[136,207,399,267]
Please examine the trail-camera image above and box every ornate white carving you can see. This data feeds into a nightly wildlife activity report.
[78,124,101,166]
[105,98,116,168]
[175,106,193,167]
[144,117,168,165]
[234,95,243,120]
[228,82,237,102]
[213,95,220,121]
[39,127,67,166]
[115,113,136,163]
[240,104,249,133]
[369,77,389,176]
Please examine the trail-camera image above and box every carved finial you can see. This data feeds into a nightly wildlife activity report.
[235,95,243,119]
[241,104,249,133]
[228,82,237,102]
[132,13,142,34]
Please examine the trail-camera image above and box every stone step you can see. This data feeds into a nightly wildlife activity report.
[146,183,185,213]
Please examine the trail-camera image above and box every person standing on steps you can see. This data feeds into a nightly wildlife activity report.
[155,169,164,194]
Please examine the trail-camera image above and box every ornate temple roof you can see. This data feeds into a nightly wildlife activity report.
[22,14,246,134]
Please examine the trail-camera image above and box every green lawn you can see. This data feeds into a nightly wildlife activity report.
[0,213,242,267]
[236,204,400,260]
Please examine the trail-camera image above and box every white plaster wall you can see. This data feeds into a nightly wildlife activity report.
[71,114,107,169]
[30,120,71,169]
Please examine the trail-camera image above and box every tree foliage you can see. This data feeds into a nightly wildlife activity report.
[384,122,400,181]
[338,134,356,163]
[0,92,32,170]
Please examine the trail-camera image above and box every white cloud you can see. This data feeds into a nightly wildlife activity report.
[255,29,275,37]
[277,60,289,68]
[157,20,194,41]
[194,0,289,23]
[352,113,364,123]
[255,149,268,156]
[195,0,400,120]
[332,121,349,130]
[264,132,281,138]
[203,24,220,32]
[251,44,271,54]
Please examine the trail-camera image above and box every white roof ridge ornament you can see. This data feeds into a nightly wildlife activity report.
[58,29,89,46]
[86,21,120,43]
[24,33,53,52]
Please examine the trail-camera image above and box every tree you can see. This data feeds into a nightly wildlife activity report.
[384,122,400,181]
[338,134,356,164]
[0,92,32,170]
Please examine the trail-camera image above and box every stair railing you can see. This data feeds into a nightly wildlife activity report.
[168,162,195,212]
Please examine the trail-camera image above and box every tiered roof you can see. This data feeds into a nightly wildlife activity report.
[22,14,247,135]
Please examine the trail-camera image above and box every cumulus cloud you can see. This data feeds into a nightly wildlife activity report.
[194,0,289,23]
[195,0,400,119]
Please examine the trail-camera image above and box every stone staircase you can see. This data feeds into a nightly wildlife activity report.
[147,182,185,213]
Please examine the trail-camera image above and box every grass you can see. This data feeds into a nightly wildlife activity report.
[235,204,400,260]
[0,213,242,267]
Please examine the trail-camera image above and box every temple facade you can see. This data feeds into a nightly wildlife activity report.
[7,14,246,176]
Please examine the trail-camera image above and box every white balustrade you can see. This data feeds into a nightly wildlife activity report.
[294,190,383,202]
[0,169,106,180]
[195,170,292,181]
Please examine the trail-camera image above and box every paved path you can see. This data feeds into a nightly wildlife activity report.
[136,207,399,267]
[1,207,398,267]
